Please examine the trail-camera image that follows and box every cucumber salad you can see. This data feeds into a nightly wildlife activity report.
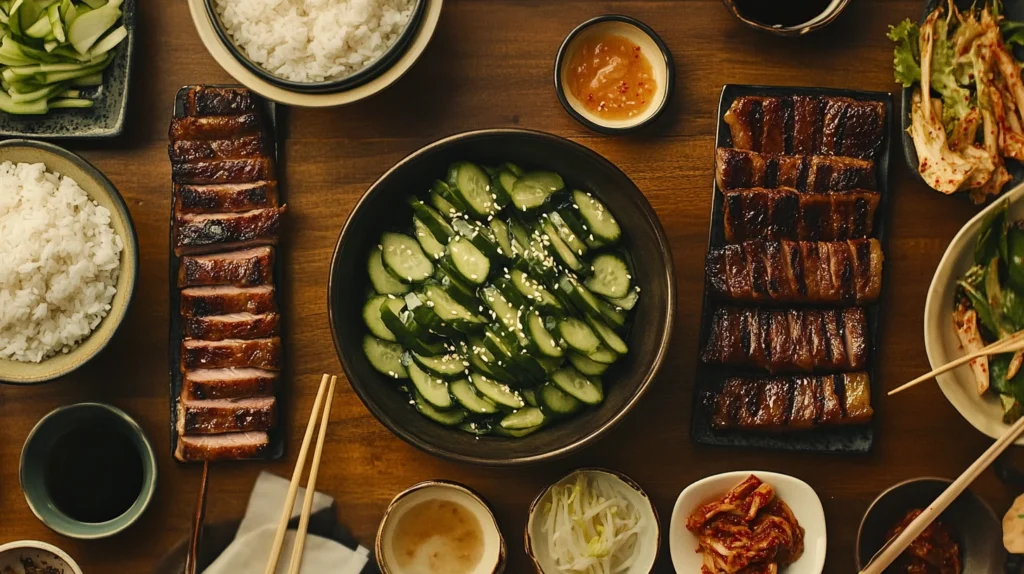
[361,160,640,438]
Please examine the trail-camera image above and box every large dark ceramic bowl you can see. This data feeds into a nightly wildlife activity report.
[328,129,675,466]
[855,477,1004,572]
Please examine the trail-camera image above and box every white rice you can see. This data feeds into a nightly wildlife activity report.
[214,0,415,83]
[0,162,123,363]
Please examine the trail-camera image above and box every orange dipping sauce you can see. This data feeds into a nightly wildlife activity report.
[566,34,657,120]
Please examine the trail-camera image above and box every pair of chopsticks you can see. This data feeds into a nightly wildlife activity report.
[888,328,1024,396]
[263,374,338,574]
[185,462,209,574]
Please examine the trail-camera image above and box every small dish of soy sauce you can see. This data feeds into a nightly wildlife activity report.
[19,402,157,539]
[722,0,852,36]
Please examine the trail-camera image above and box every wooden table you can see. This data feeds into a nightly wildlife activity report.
[0,1,1019,572]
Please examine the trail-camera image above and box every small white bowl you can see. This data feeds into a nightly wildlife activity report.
[376,480,506,574]
[923,182,1024,445]
[526,468,660,573]
[0,540,83,574]
[669,471,827,574]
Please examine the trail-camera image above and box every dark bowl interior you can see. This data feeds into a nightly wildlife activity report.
[328,129,675,466]
[855,478,1005,572]
[202,0,426,94]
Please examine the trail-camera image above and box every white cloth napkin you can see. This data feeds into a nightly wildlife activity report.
[203,472,370,574]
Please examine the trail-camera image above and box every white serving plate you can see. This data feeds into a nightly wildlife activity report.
[924,182,1024,444]
[669,470,827,574]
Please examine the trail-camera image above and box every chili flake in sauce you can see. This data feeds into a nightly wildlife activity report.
[567,34,657,120]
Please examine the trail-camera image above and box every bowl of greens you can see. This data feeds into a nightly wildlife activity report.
[327,129,675,466]
[925,181,1024,444]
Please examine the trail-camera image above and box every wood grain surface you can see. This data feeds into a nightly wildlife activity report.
[0,1,1019,573]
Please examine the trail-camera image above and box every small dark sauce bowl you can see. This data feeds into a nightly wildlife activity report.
[202,0,426,94]
[721,0,851,37]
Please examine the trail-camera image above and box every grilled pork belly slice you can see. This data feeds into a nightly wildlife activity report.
[715,148,876,192]
[184,312,280,341]
[169,114,262,141]
[181,337,282,371]
[706,239,883,304]
[177,246,274,287]
[171,157,275,185]
[724,95,884,159]
[174,207,284,256]
[701,306,868,373]
[177,396,277,434]
[169,135,270,163]
[175,181,279,214]
[722,188,880,242]
[707,372,874,430]
[180,285,278,317]
[184,368,277,400]
[175,431,269,462]
[185,86,259,116]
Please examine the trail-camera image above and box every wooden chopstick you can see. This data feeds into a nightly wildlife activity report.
[858,414,1024,574]
[263,374,331,574]
[285,375,337,574]
[888,329,1024,396]
[185,461,210,574]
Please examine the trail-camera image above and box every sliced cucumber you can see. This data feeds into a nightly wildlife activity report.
[551,366,604,405]
[559,317,601,354]
[413,218,446,260]
[362,295,401,341]
[597,298,627,328]
[503,162,524,177]
[369,248,410,295]
[569,352,609,376]
[605,288,640,311]
[510,269,562,311]
[496,169,517,197]
[573,190,621,244]
[526,310,563,358]
[447,236,490,285]
[493,277,527,307]
[410,200,454,242]
[511,171,563,212]
[588,345,619,364]
[491,424,543,437]
[423,283,486,328]
[452,218,501,259]
[412,350,468,379]
[381,232,434,283]
[450,378,499,414]
[363,335,408,379]
[430,185,462,218]
[499,406,546,429]
[458,420,494,435]
[522,387,539,408]
[447,161,497,218]
[408,361,453,409]
[586,316,628,354]
[489,218,514,259]
[469,372,525,409]
[558,275,603,319]
[538,383,582,417]
[538,356,564,374]
[435,260,480,309]
[414,391,466,425]
[586,253,631,298]
[481,284,521,334]
[540,220,585,273]
[547,211,587,256]
[380,302,446,356]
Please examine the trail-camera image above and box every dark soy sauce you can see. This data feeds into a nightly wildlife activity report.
[45,423,144,523]
[734,0,833,27]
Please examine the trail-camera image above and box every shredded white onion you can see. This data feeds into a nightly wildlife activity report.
[540,473,645,574]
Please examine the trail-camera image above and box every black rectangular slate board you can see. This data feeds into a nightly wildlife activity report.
[168,85,284,462]
[690,84,893,454]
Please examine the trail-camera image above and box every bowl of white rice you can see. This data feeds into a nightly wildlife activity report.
[0,140,138,385]
[205,0,427,93]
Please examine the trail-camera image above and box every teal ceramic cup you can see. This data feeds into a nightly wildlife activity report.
[20,403,157,539]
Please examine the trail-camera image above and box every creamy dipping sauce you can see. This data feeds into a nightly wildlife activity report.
[566,34,657,120]
[391,499,484,574]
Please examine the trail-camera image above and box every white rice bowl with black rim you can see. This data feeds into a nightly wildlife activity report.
[213,0,416,83]
[0,161,123,363]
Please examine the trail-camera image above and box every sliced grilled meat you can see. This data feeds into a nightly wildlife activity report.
[184,312,280,341]
[180,285,278,317]
[185,86,259,116]
[171,157,275,185]
[715,148,876,192]
[177,396,277,434]
[174,207,284,256]
[181,337,282,371]
[175,431,270,462]
[724,95,885,159]
[168,134,270,163]
[169,114,261,141]
[707,372,874,430]
[175,181,279,214]
[183,368,277,400]
[706,239,884,304]
[178,246,274,287]
[722,188,880,242]
[700,306,868,373]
